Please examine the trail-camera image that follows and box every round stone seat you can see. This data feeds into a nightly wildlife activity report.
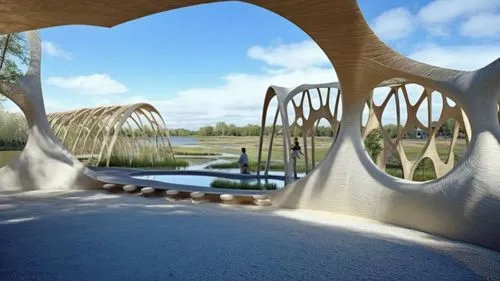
[102,183,116,190]
[141,187,155,195]
[191,191,205,203]
[191,191,205,199]
[123,184,137,192]
[166,190,179,196]
[254,199,272,206]
[252,194,268,200]
[220,194,235,203]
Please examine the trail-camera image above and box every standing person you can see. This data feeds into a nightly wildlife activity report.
[291,137,303,179]
[238,147,249,174]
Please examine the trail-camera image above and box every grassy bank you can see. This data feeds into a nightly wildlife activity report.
[205,161,308,173]
[173,136,467,181]
[173,151,221,156]
[385,166,437,181]
[0,150,22,167]
[210,179,277,190]
[95,154,189,169]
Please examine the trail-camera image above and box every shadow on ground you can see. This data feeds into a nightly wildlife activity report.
[0,190,498,281]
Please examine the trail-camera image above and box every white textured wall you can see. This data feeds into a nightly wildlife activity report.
[0,32,100,191]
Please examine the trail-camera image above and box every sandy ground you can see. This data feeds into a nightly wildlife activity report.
[0,190,499,281]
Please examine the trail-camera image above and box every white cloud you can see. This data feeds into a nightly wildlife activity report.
[41,41,72,60]
[147,66,337,129]
[418,0,500,24]
[247,40,331,70]
[461,13,500,38]
[43,41,337,129]
[408,44,500,71]
[372,7,417,41]
[425,26,451,37]
[41,40,499,129]
[45,74,129,95]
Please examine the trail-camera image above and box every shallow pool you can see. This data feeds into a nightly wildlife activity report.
[132,174,285,188]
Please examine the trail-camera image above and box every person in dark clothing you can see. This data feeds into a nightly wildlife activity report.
[238,147,249,174]
[291,137,303,179]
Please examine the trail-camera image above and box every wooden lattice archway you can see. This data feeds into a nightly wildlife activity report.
[47,103,174,167]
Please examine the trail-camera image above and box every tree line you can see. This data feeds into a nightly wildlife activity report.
[380,119,461,139]
[119,121,337,137]
[171,122,337,137]
[122,120,461,139]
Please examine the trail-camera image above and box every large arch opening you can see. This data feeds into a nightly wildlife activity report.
[36,1,338,189]
[0,33,29,169]
[257,83,342,183]
[362,79,470,182]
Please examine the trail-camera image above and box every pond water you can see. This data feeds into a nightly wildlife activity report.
[205,167,306,178]
[137,136,201,146]
[133,174,285,188]
[169,136,200,146]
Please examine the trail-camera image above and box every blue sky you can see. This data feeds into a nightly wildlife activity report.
[5,0,500,129]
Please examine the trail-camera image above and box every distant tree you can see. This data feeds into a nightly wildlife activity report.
[291,126,301,137]
[0,33,29,147]
[198,126,214,136]
[0,33,28,85]
[445,119,455,136]
[246,124,261,136]
[227,124,239,136]
[383,124,398,139]
[169,128,193,136]
[214,121,228,136]
[364,129,383,163]
[0,33,28,104]
[406,126,418,139]
[314,126,334,137]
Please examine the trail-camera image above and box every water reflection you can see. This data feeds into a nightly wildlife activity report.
[133,174,285,188]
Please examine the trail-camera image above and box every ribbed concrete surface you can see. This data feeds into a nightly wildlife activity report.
[0,191,498,281]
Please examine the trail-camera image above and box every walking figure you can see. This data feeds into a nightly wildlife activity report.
[291,137,303,179]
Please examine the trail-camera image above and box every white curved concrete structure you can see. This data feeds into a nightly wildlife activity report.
[362,82,470,180]
[261,80,471,182]
[0,32,100,191]
[0,0,498,251]
[257,82,342,183]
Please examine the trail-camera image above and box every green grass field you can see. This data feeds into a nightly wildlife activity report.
[173,136,467,181]
[210,179,277,190]
[0,136,467,183]
[0,150,21,167]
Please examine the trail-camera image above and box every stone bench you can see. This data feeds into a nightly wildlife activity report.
[252,194,272,206]
[220,194,235,204]
[190,191,205,204]
[165,190,180,201]
[123,184,137,192]
[141,187,155,196]
[252,194,268,200]
[102,183,117,190]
